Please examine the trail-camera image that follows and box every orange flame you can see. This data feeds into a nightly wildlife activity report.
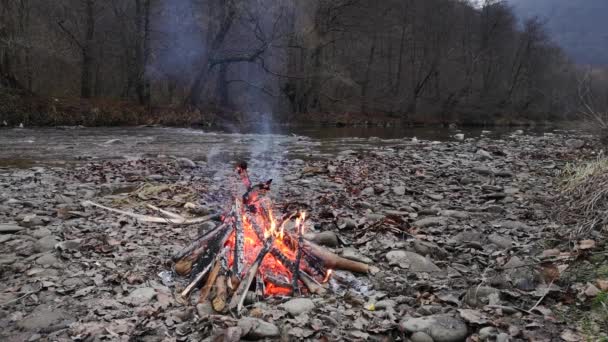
[323,269,333,283]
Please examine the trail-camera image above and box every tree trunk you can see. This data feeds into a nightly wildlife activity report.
[360,36,377,113]
[135,0,151,105]
[80,0,95,99]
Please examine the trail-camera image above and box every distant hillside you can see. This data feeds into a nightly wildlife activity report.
[508,0,608,65]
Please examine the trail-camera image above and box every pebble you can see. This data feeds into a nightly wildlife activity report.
[411,331,435,342]
[36,253,59,266]
[35,235,59,252]
[124,287,157,305]
[393,186,406,196]
[17,306,74,332]
[281,298,315,316]
[237,317,280,339]
[386,251,441,272]
[0,224,24,234]
[414,217,448,228]
[400,315,468,342]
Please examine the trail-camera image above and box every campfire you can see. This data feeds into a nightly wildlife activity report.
[84,161,369,314]
[168,162,369,314]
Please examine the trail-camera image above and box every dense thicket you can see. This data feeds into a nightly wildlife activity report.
[0,0,597,124]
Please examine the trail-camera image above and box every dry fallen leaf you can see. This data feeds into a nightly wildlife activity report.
[560,329,581,342]
[597,279,608,291]
[577,239,596,250]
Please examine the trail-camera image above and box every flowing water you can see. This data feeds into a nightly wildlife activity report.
[0,126,551,168]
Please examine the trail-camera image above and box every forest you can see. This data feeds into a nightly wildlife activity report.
[0,0,607,126]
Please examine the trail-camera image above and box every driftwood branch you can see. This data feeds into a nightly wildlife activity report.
[83,200,217,225]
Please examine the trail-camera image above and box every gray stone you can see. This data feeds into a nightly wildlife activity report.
[17,306,74,332]
[476,149,493,160]
[31,227,52,239]
[36,253,59,266]
[566,139,585,149]
[463,286,500,308]
[414,217,448,228]
[305,231,339,247]
[176,158,196,168]
[400,315,468,342]
[21,215,44,228]
[439,210,469,219]
[411,331,435,342]
[196,303,215,316]
[125,287,157,305]
[0,224,24,234]
[488,233,513,249]
[450,230,482,244]
[237,317,280,339]
[341,247,373,264]
[55,239,82,251]
[393,186,406,196]
[478,327,498,341]
[427,194,444,201]
[502,256,539,291]
[281,298,315,316]
[413,240,447,259]
[0,253,17,265]
[499,221,531,231]
[35,235,59,252]
[386,251,441,272]
[337,217,357,229]
[496,333,510,342]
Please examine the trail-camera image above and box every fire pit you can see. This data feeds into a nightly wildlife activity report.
[172,162,369,314]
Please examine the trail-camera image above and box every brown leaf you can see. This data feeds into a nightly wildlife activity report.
[541,262,561,283]
[560,329,581,342]
[577,239,596,250]
[597,279,608,291]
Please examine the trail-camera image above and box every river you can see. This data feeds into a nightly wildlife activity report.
[0,126,553,168]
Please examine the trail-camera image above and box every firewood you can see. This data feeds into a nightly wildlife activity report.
[198,256,222,303]
[171,222,229,262]
[232,199,245,278]
[229,237,273,314]
[300,272,327,295]
[305,241,369,274]
[175,258,193,276]
[212,275,228,312]
[83,200,217,225]
[180,261,214,299]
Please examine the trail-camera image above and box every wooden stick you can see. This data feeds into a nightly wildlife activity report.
[229,237,273,314]
[198,253,224,303]
[180,261,214,299]
[212,275,228,312]
[172,223,229,262]
[305,241,369,274]
[232,199,245,278]
[301,272,327,295]
[291,215,304,295]
[83,200,217,225]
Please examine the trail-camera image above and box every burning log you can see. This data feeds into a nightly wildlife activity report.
[304,241,369,274]
[232,199,245,278]
[173,223,233,276]
[229,237,274,314]
[291,213,306,295]
[172,222,228,262]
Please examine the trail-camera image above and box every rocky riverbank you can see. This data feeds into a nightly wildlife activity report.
[1,132,606,341]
